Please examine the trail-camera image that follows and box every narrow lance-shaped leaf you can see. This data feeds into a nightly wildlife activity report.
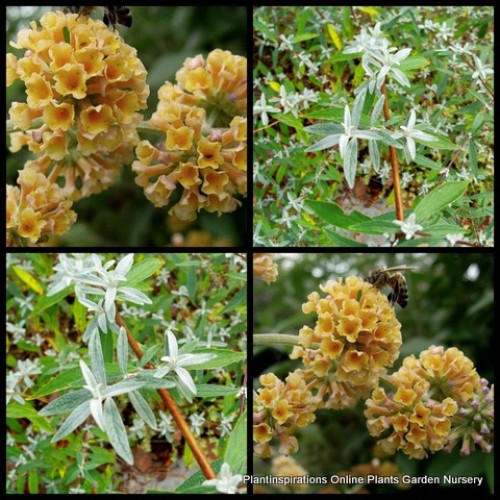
[351,87,367,128]
[371,94,385,126]
[305,134,341,152]
[39,389,92,417]
[51,401,91,443]
[117,326,128,374]
[369,139,380,173]
[89,331,106,388]
[129,390,157,430]
[344,138,358,188]
[103,397,134,465]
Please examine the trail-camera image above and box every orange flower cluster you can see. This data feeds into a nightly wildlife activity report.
[253,253,278,284]
[364,346,485,459]
[132,49,247,221]
[6,10,149,244]
[270,455,309,492]
[253,371,319,458]
[6,170,76,245]
[292,276,402,409]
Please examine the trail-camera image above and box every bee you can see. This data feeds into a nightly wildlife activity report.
[364,266,415,308]
[64,6,132,28]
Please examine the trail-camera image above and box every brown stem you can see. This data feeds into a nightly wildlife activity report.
[381,82,404,222]
[115,312,216,480]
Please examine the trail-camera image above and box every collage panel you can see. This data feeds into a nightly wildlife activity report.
[6,252,247,493]
[253,6,493,248]
[252,252,493,494]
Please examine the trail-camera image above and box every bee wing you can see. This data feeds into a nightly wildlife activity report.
[382,265,416,272]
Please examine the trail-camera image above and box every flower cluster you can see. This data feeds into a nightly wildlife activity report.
[132,49,247,221]
[364,346,490,459]
[291,276,402,409]
[253,371,319,458]
[253,253,278,284]
[6,10,149,244]
[270,455,309,492]
[6,169,76,245]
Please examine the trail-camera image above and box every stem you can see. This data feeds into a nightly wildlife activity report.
[253,333,300,346]
[381,82,404,222]
[115,312,216,480]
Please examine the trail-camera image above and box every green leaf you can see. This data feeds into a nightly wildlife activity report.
[305,122,344,136]
[32,286,72,316]
[325,230,367,247]
[103,397,133,465]
[417,130,457,150]
[224,410,247,474]
[253,19,278,44]
[12,265,44,294]
[413,181,469,221]
[196,384,240,398]
[139,344,162,367]
[399,56,429,71]
[73,298,87,333]
[125,258,163,286]
[186,265,197,302]
[414,154,442,170]
[175,460,224,493]
[38,389,92,416]
[305,200,356,229]
[220,285,246,314]
[292,32,318,43]
[349,220,400,235]
[129,390,157,430]
[28,471,39,494]
[7,401,53,432]
[469,140,479,178]
[187,349,245,370]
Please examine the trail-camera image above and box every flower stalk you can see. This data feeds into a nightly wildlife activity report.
[253,334,300,346]
[115,312,216,480]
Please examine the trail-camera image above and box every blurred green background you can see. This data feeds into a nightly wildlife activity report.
[253,252,493,493]
[6,6,247,246]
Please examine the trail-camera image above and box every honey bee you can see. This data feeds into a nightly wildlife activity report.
[64,6,132,28]
[365,266,415,308]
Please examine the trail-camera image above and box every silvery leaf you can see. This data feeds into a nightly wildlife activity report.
[83,318,98,343]
[103,397,134,465]
[89,331,106,388]
[304,134,341,152]
[129,390,157,430]
[117,326,128,375]
[118,287,152,305]
[103,380,145,398]
[51,401,91,443]
[39,389,92,417]
[351,88,367,128]
[371,94,385,126]
[369,139,380,173]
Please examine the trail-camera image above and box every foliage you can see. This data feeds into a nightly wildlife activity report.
[253,6,493,247]
[6,252,247,494]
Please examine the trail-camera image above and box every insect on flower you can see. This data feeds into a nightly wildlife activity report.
[364,265,416,308]
[64,6,133,28]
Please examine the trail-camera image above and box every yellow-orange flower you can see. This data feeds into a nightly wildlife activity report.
[6,10,149,203]
[297,275,402,409]
[253,253,278,284]
[133,49,246,220]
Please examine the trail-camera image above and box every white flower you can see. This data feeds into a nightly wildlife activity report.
[189,412,205,436]
[75,253,152,322]
[253,93,280,126]
[446,233,464,246]
[392,110,435,161]
[154,328,215,398]
[203,463,243,494]
[471,56,494,85]
[217,414,235,438]
[393,213,423,240]
[47,254,100,296]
